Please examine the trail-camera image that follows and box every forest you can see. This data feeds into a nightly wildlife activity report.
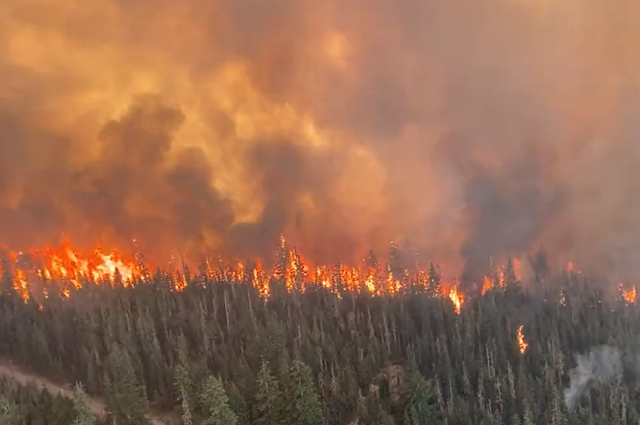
[0,243,639,425]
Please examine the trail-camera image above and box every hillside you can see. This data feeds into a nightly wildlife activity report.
[0,262,639,424]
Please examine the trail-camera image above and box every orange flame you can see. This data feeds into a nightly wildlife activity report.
[517,325,528,354]
[13,269,28,303]
[448,286,464,314]
[481,276,493,295]
[253,259,269,299]
[1,238,481,313]
[38,240,142,287]
[619,283,637,304]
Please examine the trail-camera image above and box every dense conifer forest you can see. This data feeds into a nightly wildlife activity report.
[1,250,640,425]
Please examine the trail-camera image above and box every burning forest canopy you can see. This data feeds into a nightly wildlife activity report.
[1,0,640,284]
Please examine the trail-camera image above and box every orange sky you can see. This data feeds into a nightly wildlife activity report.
[1,0,640,277]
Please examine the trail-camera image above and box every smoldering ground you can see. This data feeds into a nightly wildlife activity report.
[1,0,640,275]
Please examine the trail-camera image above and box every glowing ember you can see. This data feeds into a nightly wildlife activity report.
[517,325,528,354]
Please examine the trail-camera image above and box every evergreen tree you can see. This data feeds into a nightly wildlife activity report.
[388,242,407,289]
[400,361,441,425]
[284,360,325,425]
[427,264,441,297]
[254,360,284,425]
[103,343,150,425]
[175,364,194,425]
[71,383,96,425]
[363,394,395,425]
[199,375,238,425]
[504,258,518,287]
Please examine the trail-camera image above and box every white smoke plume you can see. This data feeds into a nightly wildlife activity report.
[564,345,622,409]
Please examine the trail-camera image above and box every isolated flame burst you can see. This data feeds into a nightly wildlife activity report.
[517,325,528,354]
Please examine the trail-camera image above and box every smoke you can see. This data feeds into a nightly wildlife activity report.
[564,345,622,409]
[1,0,640,273]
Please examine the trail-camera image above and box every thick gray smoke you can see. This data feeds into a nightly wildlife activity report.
[564,345,622,410]
[1,0,640,274]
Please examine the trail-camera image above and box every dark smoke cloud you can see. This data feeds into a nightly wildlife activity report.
[1,0,640,276]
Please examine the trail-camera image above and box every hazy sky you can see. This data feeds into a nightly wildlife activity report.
[1,0,639,278]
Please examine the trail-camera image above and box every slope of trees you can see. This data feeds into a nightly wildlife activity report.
[1,253,640,424]
[0,375,97,425]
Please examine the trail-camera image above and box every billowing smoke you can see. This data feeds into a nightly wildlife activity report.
[564,345,622,409]
[1,0,640,274]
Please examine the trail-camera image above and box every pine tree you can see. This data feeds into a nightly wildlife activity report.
[504,258,520,298]
[254,360,284,425]
[284,360,325,425]
[71,383,96,425]
[273,234,288,282]
[400,360,441,425]
[0,259,14,297]
[364,394,395,425]
[103,343,149,425]
[175,365,194,425]
[388,242,407,290]
[332,262,346,296]
[427,263,441,297]
[199,375,238,425]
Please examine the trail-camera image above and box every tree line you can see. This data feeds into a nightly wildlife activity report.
[0,249,640,424]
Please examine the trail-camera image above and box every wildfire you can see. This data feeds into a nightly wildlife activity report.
[479,258,521,295]
[618,283,637,304]
[517,325,528,354]
[481,276,493,295]
[253,259,269,299]
[449,286,464,314]
[13,269,28,303]
[0,236,520,313]
[35,240,142,287]
[440,283,464,314]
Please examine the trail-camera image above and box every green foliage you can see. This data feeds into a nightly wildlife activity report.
[362,394,396,425]
[284,360,325,425]
[0,376,76,425]
[72,383,97,425]
[399,361,441,425]
[103,343,150,425]
[253,361,284,425]
[175,364,195,425]
[1,255,640,424]
[199,375,238,425]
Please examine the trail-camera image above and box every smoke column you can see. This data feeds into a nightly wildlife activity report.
[564,345,622,409]
[1,0,640,276]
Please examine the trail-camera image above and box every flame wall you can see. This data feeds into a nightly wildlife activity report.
[1,0,640,278]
